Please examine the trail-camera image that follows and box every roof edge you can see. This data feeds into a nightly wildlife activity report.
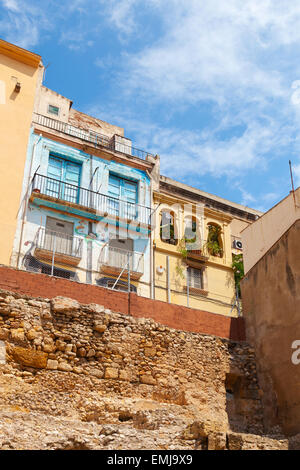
[0,39,41,68]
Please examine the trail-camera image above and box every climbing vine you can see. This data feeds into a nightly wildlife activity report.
[206,224,223,257]
[232,253,244,297]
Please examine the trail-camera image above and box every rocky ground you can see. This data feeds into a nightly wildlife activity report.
[0,291,296,450]
[0,365,291,450]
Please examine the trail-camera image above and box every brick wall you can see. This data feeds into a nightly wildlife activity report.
[129,294,245,341]
[0,265,245,341]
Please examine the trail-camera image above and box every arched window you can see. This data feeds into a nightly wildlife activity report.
[160,210,177,245]
[207,223,223,257]
[184,216,198,245]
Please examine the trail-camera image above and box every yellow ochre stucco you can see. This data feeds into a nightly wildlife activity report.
[0,39,41,265]
[153,191,238,317]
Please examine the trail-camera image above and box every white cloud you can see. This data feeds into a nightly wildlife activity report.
[87,105,287,180]
[2,0,300,204]
[59,31,94,51]
[293,164,300,188]
[1,0,19,12]
[0,0,93,49]
[95,0,300,198]
[117,0,300,106]
[0,0,51,49]
[98,0,140,35]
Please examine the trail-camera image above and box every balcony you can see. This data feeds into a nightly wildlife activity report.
[32,113,154,161]
[99,246,144,280]
[30,173,151,228]
[34,227,83,266]
[185,240,210,262]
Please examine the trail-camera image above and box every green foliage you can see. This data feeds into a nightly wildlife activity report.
[175,238,188,279]
[206,224,223,257]
[160,223,176,244]
[177,237,188,259]
[232,253,244,297]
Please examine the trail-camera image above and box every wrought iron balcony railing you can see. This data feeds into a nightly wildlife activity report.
[31,173,151,225]
[35,227,83,259]
[99,245,144,274]
[32,113,155,161]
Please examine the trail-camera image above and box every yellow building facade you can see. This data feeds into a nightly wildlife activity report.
[0,39,41,266]
[152,178,262,317]
[0,39,263,320]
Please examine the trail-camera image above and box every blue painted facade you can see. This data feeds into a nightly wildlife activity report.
[12,129,152,294]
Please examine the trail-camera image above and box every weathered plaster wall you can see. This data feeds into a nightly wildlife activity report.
[11,133,151,294]
[69,108,124,139]
[34,86,72,123]
[242,189,300,274]
[241,220,300,436]
[0,47,40,266]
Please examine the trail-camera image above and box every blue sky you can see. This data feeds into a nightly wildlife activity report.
[2,0,300,211]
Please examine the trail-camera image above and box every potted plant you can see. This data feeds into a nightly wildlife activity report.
[206,224,223,257]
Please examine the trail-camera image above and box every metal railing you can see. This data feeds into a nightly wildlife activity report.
[185,238,224,259]
[99,245,144,274]
[35,227,83,258]
[31,173,151,225]
[32,113,155,161]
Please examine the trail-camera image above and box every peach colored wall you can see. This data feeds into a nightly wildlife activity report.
[241,188,300,274]
[0,48,40,266]
[241,220,300,436]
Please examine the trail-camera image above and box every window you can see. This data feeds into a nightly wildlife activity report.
[44,217,74,256]
[184,217,197,241]
[108,174,138,219]
[48,104,59,116]
[160,210,177,245]
[207,223,223,258]
[188,267,204,290]
[46,155,81,204]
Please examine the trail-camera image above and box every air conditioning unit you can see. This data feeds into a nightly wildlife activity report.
[233,239,243,250]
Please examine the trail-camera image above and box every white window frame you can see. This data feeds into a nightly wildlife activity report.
[188,267,204,290]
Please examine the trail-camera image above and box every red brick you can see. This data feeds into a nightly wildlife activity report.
[0,265,245,341]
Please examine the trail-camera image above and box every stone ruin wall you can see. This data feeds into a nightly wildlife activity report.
[0,289,293,450]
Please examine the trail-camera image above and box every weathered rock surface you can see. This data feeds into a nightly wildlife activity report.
[0,290,295,450]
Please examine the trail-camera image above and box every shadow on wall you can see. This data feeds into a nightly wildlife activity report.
[225,371,263,434]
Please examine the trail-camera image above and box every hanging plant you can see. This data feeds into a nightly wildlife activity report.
[174,238,189,279]
[177,237,188,258]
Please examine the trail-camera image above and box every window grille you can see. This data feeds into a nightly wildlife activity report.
[188,267,204,290]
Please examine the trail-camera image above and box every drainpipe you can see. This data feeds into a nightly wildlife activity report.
[149,178,154,299]
[153,241,156,300]
[145,169,154,299]
[166,255,170,303]
[16,134,42,269]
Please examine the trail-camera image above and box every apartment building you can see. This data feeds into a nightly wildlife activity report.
[0,39,263,318]
[11,83,159,297]
[153,176,262,316]
[0,39,41,265]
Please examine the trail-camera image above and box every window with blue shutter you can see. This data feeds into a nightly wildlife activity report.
[46,155,81,204]
[108,174,138,219]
